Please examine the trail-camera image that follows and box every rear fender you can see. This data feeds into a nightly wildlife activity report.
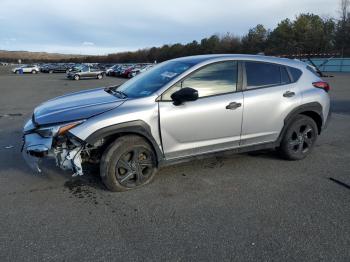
[277,102,323,144]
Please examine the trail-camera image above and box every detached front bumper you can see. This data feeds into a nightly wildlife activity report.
[22,132,53,173]
[22,118,85,176]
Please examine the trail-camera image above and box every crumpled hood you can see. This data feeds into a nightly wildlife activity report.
[33,87,125,125]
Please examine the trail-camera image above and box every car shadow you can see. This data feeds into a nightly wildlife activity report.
[243,149,284,160]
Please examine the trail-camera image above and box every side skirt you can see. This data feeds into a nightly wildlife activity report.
[159,141,279,167]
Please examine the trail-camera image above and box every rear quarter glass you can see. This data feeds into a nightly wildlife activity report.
[288,67,302,82]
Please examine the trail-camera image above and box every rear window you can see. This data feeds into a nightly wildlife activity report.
[288,67,302,82]
[245,62,291,89]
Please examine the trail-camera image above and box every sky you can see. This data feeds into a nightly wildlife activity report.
[0,0,339,55]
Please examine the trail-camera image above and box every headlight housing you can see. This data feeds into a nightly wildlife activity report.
[36,120,85,138]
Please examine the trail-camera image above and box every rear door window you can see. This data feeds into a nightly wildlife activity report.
[245,62,282,89]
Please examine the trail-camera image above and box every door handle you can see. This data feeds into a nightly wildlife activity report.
[283,91,295,97]
[226,102,242,110]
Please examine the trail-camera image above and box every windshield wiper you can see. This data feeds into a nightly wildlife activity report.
[114,90,128,99]
[104,85,128,98]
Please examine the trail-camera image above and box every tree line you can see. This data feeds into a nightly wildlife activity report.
[74,10,350,63]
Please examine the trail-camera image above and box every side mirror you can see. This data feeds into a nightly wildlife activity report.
[171,87,198,106]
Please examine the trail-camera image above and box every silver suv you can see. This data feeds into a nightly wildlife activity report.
[22,54,331,191]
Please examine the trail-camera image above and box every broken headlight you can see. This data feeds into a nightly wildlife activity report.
[36,120,85,138]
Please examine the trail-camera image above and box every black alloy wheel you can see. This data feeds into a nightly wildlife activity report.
[279,115,318,160]
[100,135,158,192]
[115,147,155,188]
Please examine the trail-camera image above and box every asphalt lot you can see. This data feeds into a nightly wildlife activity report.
[0,67,349,261]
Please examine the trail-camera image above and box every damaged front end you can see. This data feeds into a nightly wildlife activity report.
[22,118,86,176]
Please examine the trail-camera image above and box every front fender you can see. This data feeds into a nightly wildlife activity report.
[84,120,164,163]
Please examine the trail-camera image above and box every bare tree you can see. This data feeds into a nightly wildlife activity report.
[339,0,349,21]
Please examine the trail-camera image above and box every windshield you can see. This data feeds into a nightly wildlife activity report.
[116,61,195,98]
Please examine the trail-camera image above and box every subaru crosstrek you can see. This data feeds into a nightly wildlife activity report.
[22,54,331,191]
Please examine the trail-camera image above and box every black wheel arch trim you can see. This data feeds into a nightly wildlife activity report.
[85,120,164,163]
[277,102,323,144]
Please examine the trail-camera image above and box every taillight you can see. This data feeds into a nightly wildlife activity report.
[313,81,330,92]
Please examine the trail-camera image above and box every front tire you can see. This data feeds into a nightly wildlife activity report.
[278,115,318,160]
[74,74,80,80]
[97,74,103,79]
[100,135,158,192]
[49,70,53,74]
[31,70,37,74]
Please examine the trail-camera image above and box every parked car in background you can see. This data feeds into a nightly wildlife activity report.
[66,65,105,80]
[120,65,135,78]
[66,64,82,73]
[106,64,120,76]
[12,64,40,74]
[96,63,113,71]
[22,54,330,192]
[41,63,70,73]
[130,64,154,77]
[38,64,49,71]
[109,65,129,77]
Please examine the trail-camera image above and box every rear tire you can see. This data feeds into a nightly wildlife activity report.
[74,74,80,80]
[100,135,158,192]
[97,74,103,79]
[49,70,53,74]
[278,115,318,160]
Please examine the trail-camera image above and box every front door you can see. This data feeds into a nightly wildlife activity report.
[158,61,243,160]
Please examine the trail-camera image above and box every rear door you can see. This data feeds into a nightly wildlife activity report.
[23,66,30,73]
[240,61,301,146]
[89,67,99,77]
[158,61,243,160]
